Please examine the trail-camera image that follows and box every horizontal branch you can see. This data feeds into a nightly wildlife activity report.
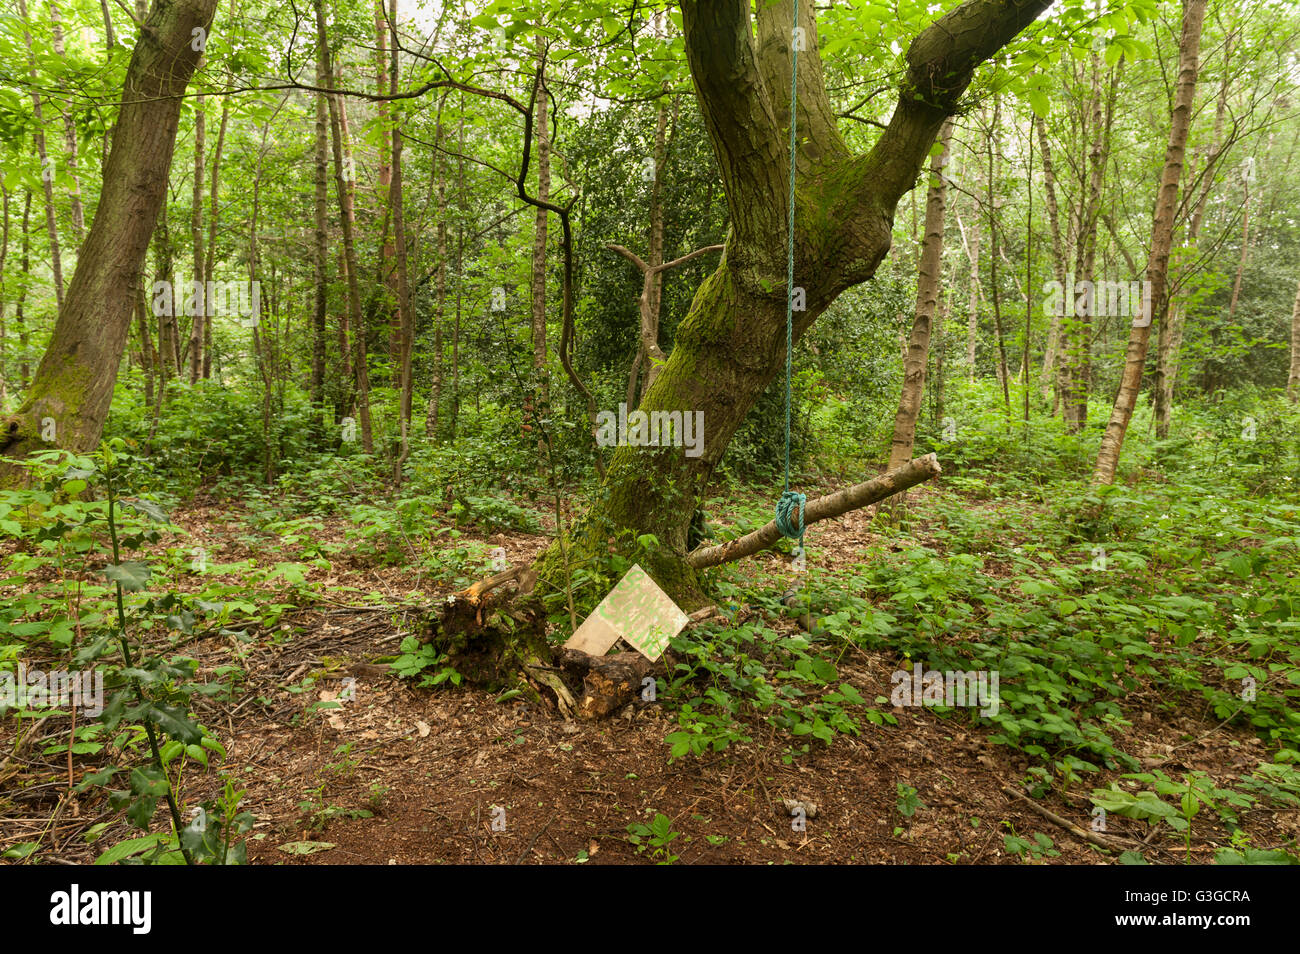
[685,454,942,569]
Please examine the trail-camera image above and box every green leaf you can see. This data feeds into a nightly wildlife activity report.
[122,498,169,523]
[147,703,203,745]
[1026,88,1049,118]
[102,561,152,591]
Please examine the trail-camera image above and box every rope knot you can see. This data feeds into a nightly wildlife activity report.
[775,490,806,541]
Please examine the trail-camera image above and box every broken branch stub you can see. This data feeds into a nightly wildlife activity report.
[686,453,942,569]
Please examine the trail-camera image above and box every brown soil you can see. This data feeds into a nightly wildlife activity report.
[2,486,1295,865]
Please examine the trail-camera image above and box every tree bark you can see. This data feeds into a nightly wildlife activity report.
[888,119,952,471]
[0,0,218,482]
[1093,0,1207,485]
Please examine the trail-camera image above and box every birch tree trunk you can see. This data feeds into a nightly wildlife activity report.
[888,119,952,471]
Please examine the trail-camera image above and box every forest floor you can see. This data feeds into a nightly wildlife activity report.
[5,479,1294,865]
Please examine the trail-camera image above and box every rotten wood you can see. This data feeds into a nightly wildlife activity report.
[560,648,660,720]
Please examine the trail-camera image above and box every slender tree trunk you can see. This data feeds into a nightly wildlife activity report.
[375,0,399,369]
[316,1,373,452]
[1288,277,1300,403]
[15,192,32,390]
[202,101,229,380]
[958,206,981,380]
[311,37,329,432]
[0,186,9,406]
[1093,0,1207,485]
[188,98,205,384]
[425,185,446,439]
[100,0,117,47]
[888,119,952,471]
[530,40,552,467]
[18,0,65,311]
[48,2,86,244]
[449,104,465,440]
[985,98,1011,417]
[390,0,415,477]
[0,0,219,481]
[135,285,155,409]
[1035,115,1067,406]
[1226,184,1251,322]
[153,208,179,378]
[1062,54,1118,433]
[1155,35,1233,438]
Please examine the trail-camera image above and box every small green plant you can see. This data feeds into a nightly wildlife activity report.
[626,813,681,864]
[896,783,925,818]
[1002,825,1060,863]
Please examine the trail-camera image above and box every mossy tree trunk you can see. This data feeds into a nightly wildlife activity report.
[0,0,219,485]
[530,0,1051,606]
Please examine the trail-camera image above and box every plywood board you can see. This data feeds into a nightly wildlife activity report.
[563,564,689,661]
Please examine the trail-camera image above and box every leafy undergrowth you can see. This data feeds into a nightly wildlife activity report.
[3,392,1299,863]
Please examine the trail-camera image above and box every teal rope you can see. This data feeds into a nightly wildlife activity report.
[776,0,805,548]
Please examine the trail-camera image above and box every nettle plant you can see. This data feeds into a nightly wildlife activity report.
[1,442,250,864]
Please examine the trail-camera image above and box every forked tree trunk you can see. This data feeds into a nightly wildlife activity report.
[527,0,1051,603]
[0,0,218,484]
[888,120,952,472]
[1093,0,1207,486]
